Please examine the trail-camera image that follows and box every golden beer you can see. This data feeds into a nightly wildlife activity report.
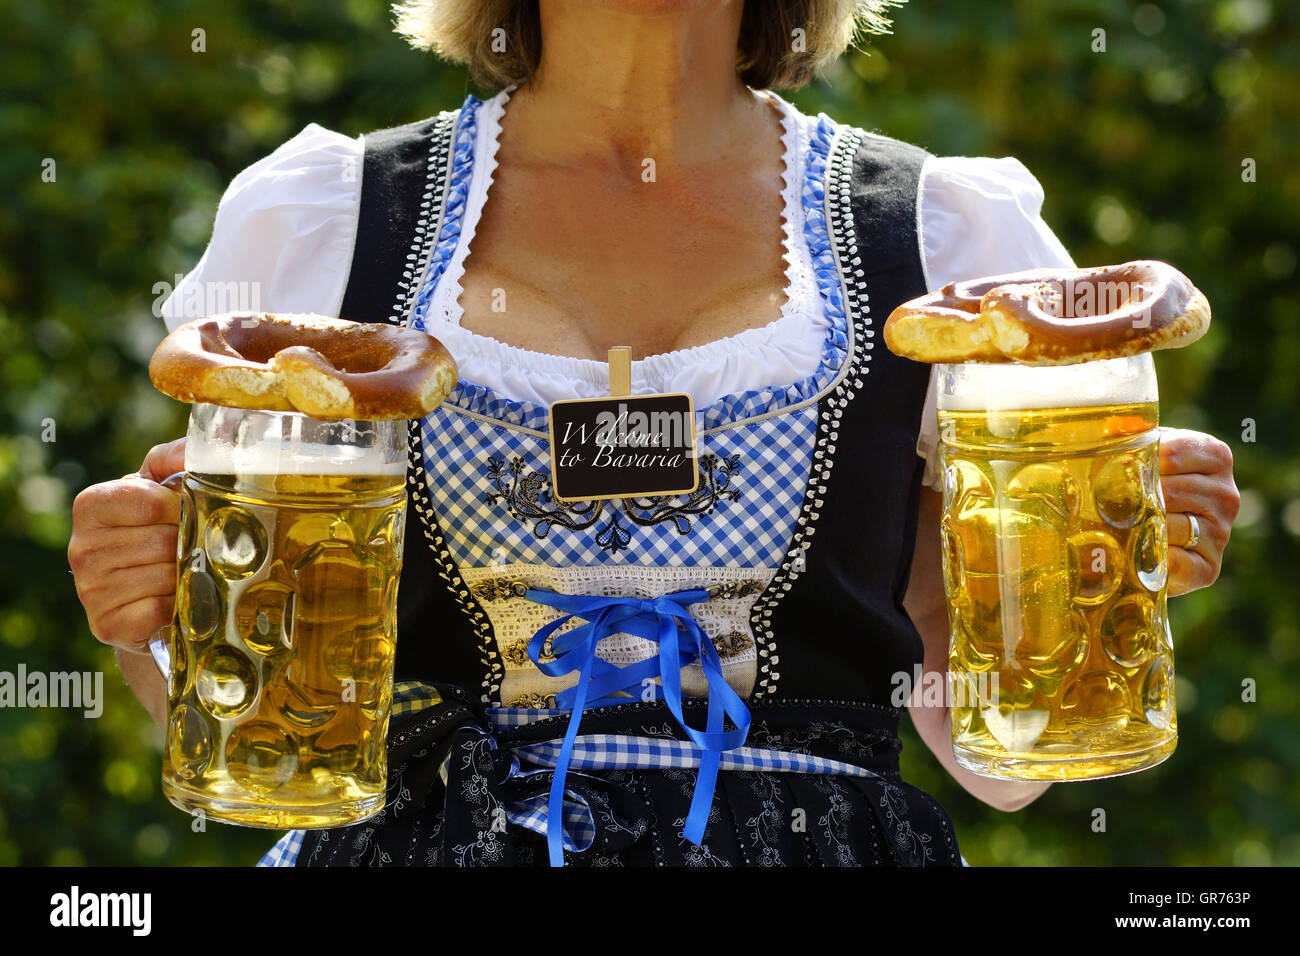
[938,356,1176,780]
[161,406,406,827]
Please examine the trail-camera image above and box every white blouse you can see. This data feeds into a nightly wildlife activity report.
[160,89,1076,490]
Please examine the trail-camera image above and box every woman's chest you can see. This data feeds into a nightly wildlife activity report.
[453,164,791,361]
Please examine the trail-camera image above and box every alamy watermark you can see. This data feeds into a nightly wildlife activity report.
[556,403,697,470]
[1037,277,1156,329]
[891,664,999,710]
[590,403,693,449]
[1,665,103,718]
[152,275,263,321]
[49,886,151,935]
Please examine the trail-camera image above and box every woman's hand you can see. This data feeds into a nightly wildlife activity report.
[69,438,187,653]
[1157,428,1240,597]
[68,438,187,729]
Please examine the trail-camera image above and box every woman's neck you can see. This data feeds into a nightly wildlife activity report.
[505,0,765,170]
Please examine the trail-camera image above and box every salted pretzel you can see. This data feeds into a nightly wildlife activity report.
[883,260,1210,365]
[149,312,458,420]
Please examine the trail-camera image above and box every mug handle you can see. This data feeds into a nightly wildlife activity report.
[146,470,187,679]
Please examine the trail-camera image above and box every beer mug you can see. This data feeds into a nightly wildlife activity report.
[937,352,1176,780]
[158,403,407,827]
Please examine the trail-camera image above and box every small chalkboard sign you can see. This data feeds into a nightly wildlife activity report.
[548,347,699,502]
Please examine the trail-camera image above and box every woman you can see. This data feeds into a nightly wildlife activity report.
[70,0,1239,866]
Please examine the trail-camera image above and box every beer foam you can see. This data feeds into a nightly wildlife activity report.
[935,352,1158,411]
[185,438,406,477]
[185,404,407,477]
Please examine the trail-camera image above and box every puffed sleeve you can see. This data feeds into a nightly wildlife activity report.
[913,156,1078,491]
[159,124,363,332]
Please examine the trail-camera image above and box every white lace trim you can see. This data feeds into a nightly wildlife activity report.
[423,87,829,407]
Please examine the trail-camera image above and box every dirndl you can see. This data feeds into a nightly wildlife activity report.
[292,682,962,867]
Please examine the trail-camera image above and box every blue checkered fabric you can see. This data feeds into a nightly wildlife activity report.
[484,786,599,853]
[416,401,817,568]
[391,680,442,715]
[256,828,304,868]
[511,734,881,777]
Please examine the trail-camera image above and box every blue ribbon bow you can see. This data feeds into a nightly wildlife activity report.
[523,586,752,866]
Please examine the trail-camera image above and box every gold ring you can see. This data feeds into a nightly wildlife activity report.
[1184,513,1200,550]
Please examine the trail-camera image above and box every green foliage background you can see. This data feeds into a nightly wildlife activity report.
[1,0,1295,866]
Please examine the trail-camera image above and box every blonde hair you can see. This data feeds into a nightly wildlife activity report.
[393,1,904,92]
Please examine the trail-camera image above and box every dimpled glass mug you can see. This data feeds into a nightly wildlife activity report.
[936,352,1177,781]
[155,403,407,827]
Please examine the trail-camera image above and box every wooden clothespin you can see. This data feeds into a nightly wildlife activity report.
[608,346,631,397]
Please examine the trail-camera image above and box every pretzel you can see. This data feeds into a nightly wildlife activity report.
[883,260,1210,365]
[149,312,458,420]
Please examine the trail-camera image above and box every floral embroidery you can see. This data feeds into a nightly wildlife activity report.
[594,511,633,553]
[744,773,785,867]
[812,776,858,866]
[346,823,392,867]
[663,767,724,864]
[747,720,881,761]
[619,454,742,532]
[637,721,677,739]
[484,452,743,552]
[450,828,506,866]
[587,788,647,840]
[484,455,602,537]
[663,766,721,827]
[414,812,445,867]
[672,815,731,867]
[387,770,412,816]
[880,782,935,865]
[450,735,506,865]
